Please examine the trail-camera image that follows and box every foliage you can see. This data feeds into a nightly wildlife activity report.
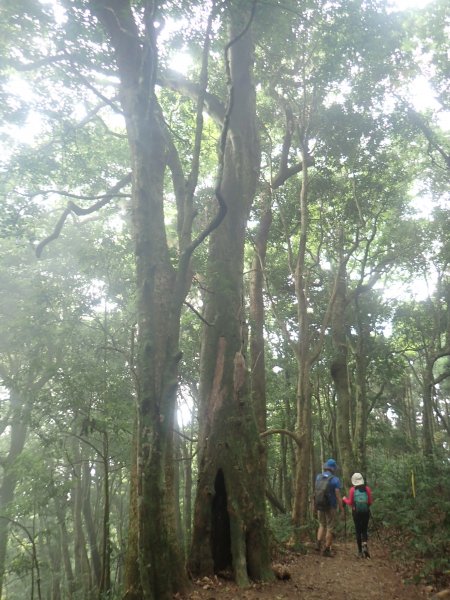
[369,454,450,586]
[0,0,449,596]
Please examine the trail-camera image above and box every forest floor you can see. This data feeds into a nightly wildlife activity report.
[185,538,447,600]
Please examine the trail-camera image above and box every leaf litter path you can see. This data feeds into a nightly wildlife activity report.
[187,540,428,600]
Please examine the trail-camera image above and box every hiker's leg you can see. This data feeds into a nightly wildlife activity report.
[317,510,326,546]
[353,513,362,553]
[361,513,370,543]
[325,508,337,549]
[361,513,371,556]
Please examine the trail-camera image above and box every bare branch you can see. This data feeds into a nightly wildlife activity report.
[260,427,300,445]
[7,54,68,71]
[183,300,214,326]
[35,172,131,258]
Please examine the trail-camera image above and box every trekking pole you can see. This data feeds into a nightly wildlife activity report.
[344,505,347,542]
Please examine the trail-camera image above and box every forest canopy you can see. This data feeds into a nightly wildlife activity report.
[0,0,449,599]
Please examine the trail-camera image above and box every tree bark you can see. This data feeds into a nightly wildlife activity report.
[422,365,435,456]
[0,389,31,597]
[82,461,102,591]
[291,146,316,538]
[249,191,272,434]
[189,5,273,586]
[91,2,190,597]
[72,438,92,598]
[330,256,354,484]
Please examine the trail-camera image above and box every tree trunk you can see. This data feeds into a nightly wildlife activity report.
[249,192,272,433]
[0,390,30,598]
[291,147,315,538]
[422,365,435,456]
[91,3,191,597]
[99,432,111,597]
[189,7,272,586]
[72,437,92,597]
[53,494,76,599]
[291,360,313,538]
[82,461,102,590]
[123,431,141,600]
[45,522,62,600]
[182,437,193,553]
[353,310,370,474]
[330,258,354,484]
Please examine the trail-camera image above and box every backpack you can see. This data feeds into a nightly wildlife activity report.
[314,473,334,511]
[354,486,369,513]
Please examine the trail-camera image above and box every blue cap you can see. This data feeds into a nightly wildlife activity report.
[324,458,337,471]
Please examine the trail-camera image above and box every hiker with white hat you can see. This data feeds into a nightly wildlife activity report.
[343,472,373,558]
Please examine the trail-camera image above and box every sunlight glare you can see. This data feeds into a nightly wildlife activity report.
[387,0,433,10]
[169,51,193,75]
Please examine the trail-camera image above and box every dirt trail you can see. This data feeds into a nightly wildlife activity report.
[187,540,429,600]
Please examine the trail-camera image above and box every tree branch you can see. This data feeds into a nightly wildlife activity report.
[260,427,300,445]
[35,172,131,258]
[158,69,226,124]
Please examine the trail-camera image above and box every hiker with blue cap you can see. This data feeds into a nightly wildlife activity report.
[314,458,344,557]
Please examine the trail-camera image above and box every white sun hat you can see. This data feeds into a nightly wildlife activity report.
[351,473,364,486]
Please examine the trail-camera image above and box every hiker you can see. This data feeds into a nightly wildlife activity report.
[314,458,344,557]
[343,472,373,558]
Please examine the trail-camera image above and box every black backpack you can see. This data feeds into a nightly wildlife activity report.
[314,473,334,511]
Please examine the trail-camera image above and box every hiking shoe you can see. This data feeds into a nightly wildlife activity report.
[362,543,370,558]
[357,551,363,558]
[322,547,332,557]
[315,540,322,553]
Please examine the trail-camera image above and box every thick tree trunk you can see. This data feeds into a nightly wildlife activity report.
[91,3,189,597]
[189,7,272,586]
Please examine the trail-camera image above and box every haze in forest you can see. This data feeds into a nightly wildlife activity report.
[0,1,449,599]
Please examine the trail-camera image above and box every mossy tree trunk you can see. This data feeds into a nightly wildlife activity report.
[91,2,195,597]
[291,147,315,539]
[189,5,273,587]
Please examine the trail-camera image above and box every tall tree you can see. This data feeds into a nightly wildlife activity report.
[189,2,273,585]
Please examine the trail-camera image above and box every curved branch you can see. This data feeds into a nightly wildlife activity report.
[35,172,131,258]
[271,156,314,189]
[260,427,300,446]
[0,516,42,600]
[158,69,226,125]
